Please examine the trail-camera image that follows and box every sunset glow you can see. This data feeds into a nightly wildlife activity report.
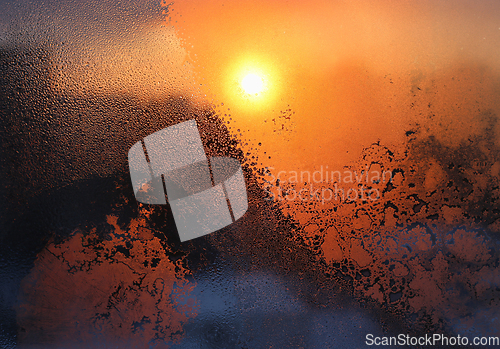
[4,0,500,346]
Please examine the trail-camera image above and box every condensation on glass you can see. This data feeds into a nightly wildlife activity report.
[1,0,500,348]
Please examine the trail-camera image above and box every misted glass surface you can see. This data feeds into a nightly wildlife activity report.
[1,0,500,348]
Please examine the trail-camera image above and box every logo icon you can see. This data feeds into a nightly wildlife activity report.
[128,120,248,242]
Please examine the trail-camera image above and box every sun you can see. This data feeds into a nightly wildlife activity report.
[221,56,282,113]
[241,73,264,94]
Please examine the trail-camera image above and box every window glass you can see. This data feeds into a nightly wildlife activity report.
[1,0,500,347]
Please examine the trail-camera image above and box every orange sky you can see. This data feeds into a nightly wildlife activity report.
[168,0,500,174]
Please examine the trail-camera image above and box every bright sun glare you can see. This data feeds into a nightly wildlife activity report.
[241,73,264,94]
